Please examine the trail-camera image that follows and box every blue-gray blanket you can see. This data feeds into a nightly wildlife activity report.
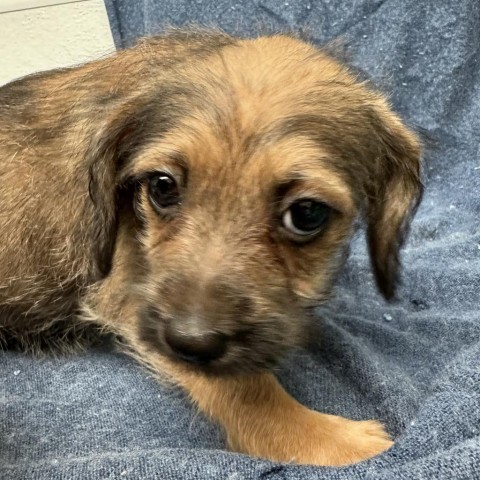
[1,1,479,478]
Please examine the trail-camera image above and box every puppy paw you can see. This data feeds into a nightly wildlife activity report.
[228,409,393,466]
[313,414,393,466]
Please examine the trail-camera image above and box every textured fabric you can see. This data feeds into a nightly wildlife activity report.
[2,0,480,478]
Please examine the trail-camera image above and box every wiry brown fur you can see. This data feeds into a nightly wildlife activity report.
[0,28,422,465]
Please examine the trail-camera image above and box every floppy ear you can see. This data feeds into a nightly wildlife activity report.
[366,106,423,300]
[85,96,152,279]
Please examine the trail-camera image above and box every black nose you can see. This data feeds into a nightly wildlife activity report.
[164,323,228,364]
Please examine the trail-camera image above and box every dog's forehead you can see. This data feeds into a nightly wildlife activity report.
[220,36,354,91]
[178,36,359,123]
[127,37,378,211]
[161,36,374,171]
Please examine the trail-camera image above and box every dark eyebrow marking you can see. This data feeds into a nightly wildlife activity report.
[131,152,189,181]
[264,114,339,143]
[236,114,329,160]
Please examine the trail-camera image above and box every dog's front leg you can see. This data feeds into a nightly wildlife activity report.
[173,369,393,466]
[115,331,393,466]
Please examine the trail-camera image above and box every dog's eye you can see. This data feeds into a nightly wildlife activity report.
[282,199,331,237]
[147,173,180,210]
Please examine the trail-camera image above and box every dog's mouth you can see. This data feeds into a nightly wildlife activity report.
[138,305,293,375]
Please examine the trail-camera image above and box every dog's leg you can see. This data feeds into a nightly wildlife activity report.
[120,336,393,466]
[186,372,394,466]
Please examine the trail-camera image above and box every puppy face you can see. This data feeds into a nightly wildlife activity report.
[132,117,358,374]
[86,33,422,374]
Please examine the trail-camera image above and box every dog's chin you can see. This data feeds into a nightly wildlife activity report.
[163,348,282,376]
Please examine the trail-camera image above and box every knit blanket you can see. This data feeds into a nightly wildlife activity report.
[2,1,479,478]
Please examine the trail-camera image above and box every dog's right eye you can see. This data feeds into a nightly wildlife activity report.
[147,173,181,211]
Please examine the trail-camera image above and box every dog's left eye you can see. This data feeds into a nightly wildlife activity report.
[147,173,181,210]
[282,199,331,237]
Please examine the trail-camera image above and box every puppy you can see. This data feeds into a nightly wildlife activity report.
[0,28,422,466]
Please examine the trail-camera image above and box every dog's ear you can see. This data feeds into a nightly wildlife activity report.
[365,104,423,300]
[85,96,152,279]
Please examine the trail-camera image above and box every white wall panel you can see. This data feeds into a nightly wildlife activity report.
[0,0,114,85]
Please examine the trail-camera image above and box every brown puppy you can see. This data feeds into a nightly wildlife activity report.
[0,29,422,465]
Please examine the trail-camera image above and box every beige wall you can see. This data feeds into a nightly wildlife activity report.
[0,0,115,86]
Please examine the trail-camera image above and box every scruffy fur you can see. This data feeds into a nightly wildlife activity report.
[0,29,422,465]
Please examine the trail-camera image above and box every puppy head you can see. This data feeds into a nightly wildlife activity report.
[88,32,422,374]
